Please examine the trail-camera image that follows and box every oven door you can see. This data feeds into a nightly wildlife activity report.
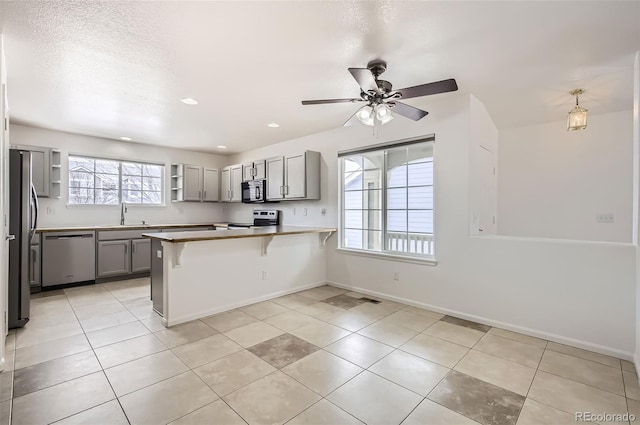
[241,180,265,203]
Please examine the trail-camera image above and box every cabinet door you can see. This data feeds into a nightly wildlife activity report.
[230,165,243,202]
[221,167,231,202]
[131,239,151,273]
[183,165,203,201]
[253,160,266,180]
[29,244,41,288]
[284,153,306,199]
[30,148,50,197]
[266,157,284,200]
[202,168,219,202]
[242,162,254,181]
[97,240,131,277]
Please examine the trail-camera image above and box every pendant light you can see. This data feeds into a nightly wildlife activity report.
[567,89,588,131]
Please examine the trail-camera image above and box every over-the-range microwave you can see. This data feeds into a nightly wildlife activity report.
[241,179,273,203]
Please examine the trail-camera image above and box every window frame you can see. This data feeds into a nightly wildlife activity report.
[67,154,165,206]
[338,135,436,262]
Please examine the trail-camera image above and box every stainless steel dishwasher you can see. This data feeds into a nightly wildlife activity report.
[42,231,96,287]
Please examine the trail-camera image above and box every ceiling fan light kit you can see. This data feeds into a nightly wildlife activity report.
[567,88,588,131]
[301,59,458,128]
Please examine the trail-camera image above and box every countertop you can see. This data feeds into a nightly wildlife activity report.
[142,226,336,243]
[36,223,215,233]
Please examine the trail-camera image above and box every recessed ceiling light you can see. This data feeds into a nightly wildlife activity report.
[217,145,227,149]
[180,98,198,105]
[267,123,280,128]
[120,136,132,141]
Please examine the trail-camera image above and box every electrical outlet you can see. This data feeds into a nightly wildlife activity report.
[46,207,55,215]
[156,250,162,259]
[393,272,400,281]
[262,271,267,280]
[596,213,615,223]
[293,208,296,216]
[303,208,308,216]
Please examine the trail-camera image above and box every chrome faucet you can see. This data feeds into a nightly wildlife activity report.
[120,202,127,225]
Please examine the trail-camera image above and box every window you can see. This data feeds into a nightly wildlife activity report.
[340,136,434,258]
[68,155,164,205]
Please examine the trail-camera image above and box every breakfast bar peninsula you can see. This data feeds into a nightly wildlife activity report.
[143,226,335,327]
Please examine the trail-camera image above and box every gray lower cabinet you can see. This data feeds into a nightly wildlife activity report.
[97,240,131,278]
[131,239,151,273]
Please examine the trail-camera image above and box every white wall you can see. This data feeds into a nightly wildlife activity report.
[632,51,640,371]
[227,93,636,358]
[497,110,633,243]
[9,124,227,227]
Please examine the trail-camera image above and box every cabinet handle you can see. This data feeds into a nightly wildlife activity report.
[198,190,201,199]
[124,244,128,254]
[280,186,283,195]
[132,244,136,253]
[230,190,233,200]
[204,190,206,199]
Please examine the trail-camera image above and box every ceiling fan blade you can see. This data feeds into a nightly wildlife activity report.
[389,101,429,121]
[348,68,381,94]
[395,78,458,100]
[301,98,362,105]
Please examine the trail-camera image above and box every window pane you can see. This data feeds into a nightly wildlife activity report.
[387,210,407,232]
[69,171,94,188]
[344,172,363,190]
[122,190,142,203]
[387,165,407,188]
[143,164,163,177]
[95,173,119,190]
[95,189,119,205]
[122,162,142,175]
[408,186,433,210]
[363,230,382,251]
[95,159,119,174]
[409,210,434,233]
[344,156,363,171]
[69,188,94,204]
[69,157,94,172]
[408,162,433,186]
[361,152,384,170]
[142,191,162,204]
[363,170,382,189]
[344,190,363,209]
[387,188,407,210]
[344,210,363,229]
[122,176,142,191]
[142,177,161,191]
[344,229,363,249]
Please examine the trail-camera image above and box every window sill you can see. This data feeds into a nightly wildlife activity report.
[336,247,438,266]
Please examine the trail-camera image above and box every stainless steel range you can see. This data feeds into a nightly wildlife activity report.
[227,209,280,229]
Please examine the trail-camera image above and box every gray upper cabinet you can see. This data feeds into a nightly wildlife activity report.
[30,148,49,197]
[265,151,320,200]
[171,164,219,202]
[202,167,219,202]
[221,164,242,202]
[243,160,266,181]
[13,145,61,198]
[266,156,284,201]
[97,240,131,278]
[183,165,202,201]
[131,239,151,273]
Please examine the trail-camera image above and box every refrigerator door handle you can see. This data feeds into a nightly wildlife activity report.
[30,184,39,240]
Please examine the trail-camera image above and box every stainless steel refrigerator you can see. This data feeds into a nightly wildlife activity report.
[8,149,38,328]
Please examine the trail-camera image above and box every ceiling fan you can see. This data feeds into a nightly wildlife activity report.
[301,59,458,127]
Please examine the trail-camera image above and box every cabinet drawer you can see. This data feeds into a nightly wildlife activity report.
[98,230,147,240]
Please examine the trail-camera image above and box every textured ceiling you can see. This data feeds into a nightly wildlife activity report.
[1,1,639,154]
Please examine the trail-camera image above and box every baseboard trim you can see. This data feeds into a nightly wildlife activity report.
[327,280,634,361]
[166,281,327,327]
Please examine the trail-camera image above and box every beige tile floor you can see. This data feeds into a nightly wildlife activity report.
[0,278,638,425]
